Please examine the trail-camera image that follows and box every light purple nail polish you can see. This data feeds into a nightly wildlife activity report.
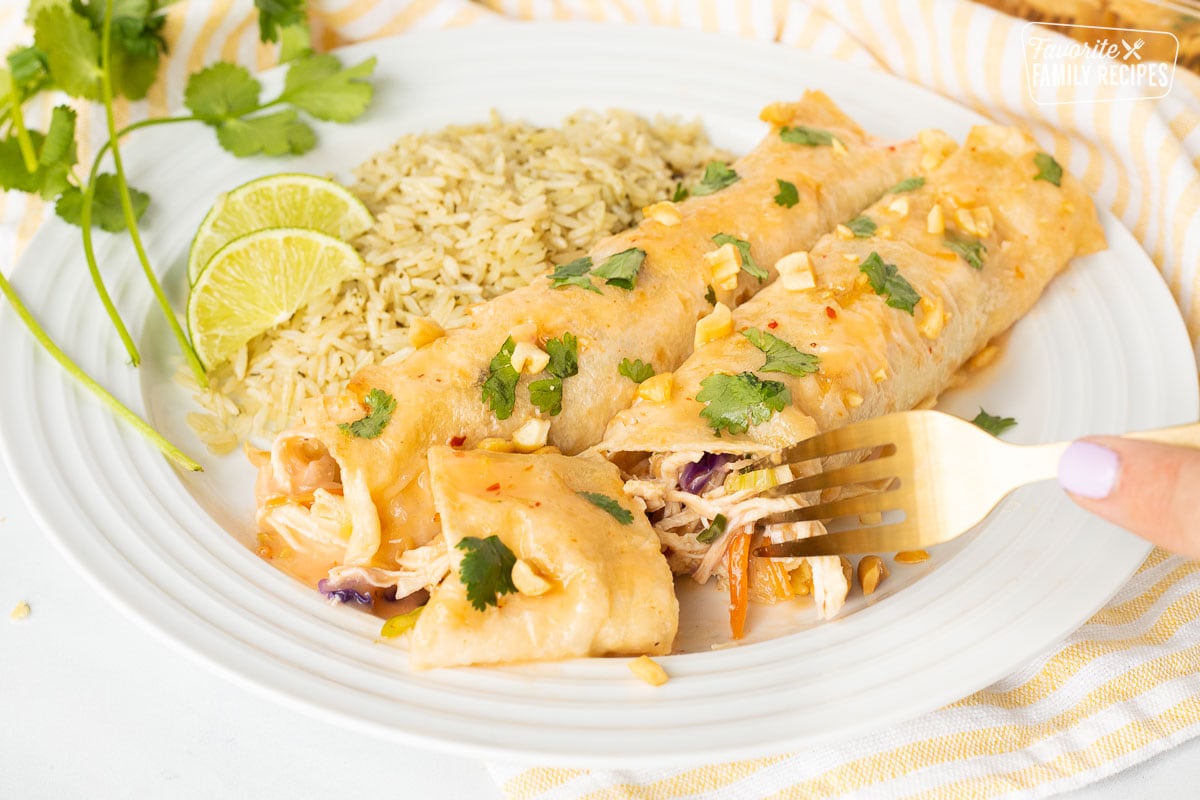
[1058,441,1120,499]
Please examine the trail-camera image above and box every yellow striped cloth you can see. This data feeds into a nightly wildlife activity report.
[3,1,1200,797]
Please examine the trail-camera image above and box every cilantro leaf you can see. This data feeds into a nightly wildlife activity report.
[0,130,70,199]
[591,248,645,290]
[548,256,599,293]
[971,409,1017,437]
[618,358,655,383]
[889,176,925,193]
[577,491,634,525]
[692,161,739,196]
[847,215,876,238]
[859,252,920,314]
[280,54,376,123]
[55,173,149,231]
[254,0,306,43]
[184,62,261,122]
[712,233,766,281]
[482,337,519,420]
[529,377,563,416]
[545,333,579,379]
[696,514,727,544]
[696,372,790,436]
[108,44,159,100]
[456,535,517,612]
[944,236,986,270]
[780,125,836,146]
[704,284,716,305]
[7,47,50,97]
[337,388,397,439]
[39,105,77,168]
[530,333,579,416]
[774,179,799,208]
[33,5,103,100]
[214,109,316,157]
[742,328,820,376]
[672,181,688,202]
[278,23,314,64]
[72,0,169,99]
[1033,152,1062,187]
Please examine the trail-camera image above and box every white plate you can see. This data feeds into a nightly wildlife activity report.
[1,23,1196,767]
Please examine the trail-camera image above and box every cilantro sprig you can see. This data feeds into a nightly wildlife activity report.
[457,535,518,612]
[774,179,799,208]
[859,252,920,314]
[780,125,837,146]
[482,337,521,420]
[944,236,986,270]
[618,358,655,383]
[591,248,646,290]
[1033,152,1063,187]
[846,215,877,238]
[577,491,634,525]
[692,161,739,196]
[742,328,820,376]
[712,233,767,281]
[889,176,925,193]
[971,409,1017,437]
[0,1,376,470]
[548,256,599,293]
[529,333,580,416]
[338,389,397,439]
[696,372,791,436]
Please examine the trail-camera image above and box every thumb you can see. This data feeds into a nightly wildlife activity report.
[1057,437,1200,560]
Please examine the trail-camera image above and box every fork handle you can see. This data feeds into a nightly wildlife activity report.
[1007,421,1200,489]
[1121,421,1200,449]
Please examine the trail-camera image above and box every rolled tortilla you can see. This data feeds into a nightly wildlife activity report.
[255,92,922,580]
[599,125,1106,616]
[409,447,677,668]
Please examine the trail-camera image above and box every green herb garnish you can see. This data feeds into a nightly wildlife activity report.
[529,333,579,416]
[696,514,727,544]
[457,535,518,611]
[379,606,424,638]
[1033,152,1063,186]
[704,285,717,305]
[578,491,634,525]
[780,125,836,146]
[846,215,877,238]
[692,161,739,196]
[482,337,520,420]
[944,237,986,270]
[338,388,397,439]
[774,179,799,208]
[971,409,1017,437]
[672,181,689,202]
[696,372,791,436]
[712,233,767,281]
[742,328,820,376]
[548,256,599,292]
[618,358,655,383]
[889,176,925,193]
[591,248,646,290]
[859,252,920,314]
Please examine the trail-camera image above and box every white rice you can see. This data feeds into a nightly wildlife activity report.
[182,109,730,453]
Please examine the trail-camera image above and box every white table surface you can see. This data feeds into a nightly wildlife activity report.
[1,446,1197,799]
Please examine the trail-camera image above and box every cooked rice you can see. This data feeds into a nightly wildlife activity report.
[182,109,731,453]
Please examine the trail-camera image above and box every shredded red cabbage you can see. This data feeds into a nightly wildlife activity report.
[317,578,373,606]
[679,452,731,494]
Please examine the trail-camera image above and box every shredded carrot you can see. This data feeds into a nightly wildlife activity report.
[728,530,751,639]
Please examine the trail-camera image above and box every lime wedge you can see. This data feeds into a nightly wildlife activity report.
[187,228,364,370]
[187,173,373,284]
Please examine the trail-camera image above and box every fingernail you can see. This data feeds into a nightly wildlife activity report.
[1058,441,1120,499]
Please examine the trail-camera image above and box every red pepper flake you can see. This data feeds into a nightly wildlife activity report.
[449,435,466,447]
[825,306,837,319]
[486,483,501,492]
[766,320,779,330]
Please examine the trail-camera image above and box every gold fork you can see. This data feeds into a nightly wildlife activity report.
[750,409,1200,559]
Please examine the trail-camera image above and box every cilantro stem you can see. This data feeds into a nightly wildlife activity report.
[0,268,201,472]
[7,91,38,174]
[99,0,208,388]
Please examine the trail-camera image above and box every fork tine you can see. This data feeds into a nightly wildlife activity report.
[754,521,924,558]
[758,455,900,498]
[741,415,905,472]
[757,488,905,526]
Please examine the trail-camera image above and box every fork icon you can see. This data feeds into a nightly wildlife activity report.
[1122,38,1146,61]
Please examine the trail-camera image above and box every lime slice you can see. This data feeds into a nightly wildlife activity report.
[187,173,373,284]
[187,228,364,370]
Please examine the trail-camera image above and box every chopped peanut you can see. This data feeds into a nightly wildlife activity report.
[917,295,945,339]
[511,418,551,452]
[835,224,855,240]
[878,225,893,240]
[831,137,848,156]
[842,253,860,263]
[759,102,792,126]
[643,201,682,226]
[927,203,945,235]
[790,560,813,596]
[409,317,445,349]
[629,655,669,686]
[9,601,30,622]
[636,372,673,403]
[477,438,516,453]
[844,390,864,408]
[918,129,956,171]
[704,243,742,291]
[776,251,816,291]
[858,556,888,595]
[512,559,553,596]
[508,321,538,344]
[694,302,733,348]
[511,340,550,374]
[887,197,910,218]
[895,549,930,564]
